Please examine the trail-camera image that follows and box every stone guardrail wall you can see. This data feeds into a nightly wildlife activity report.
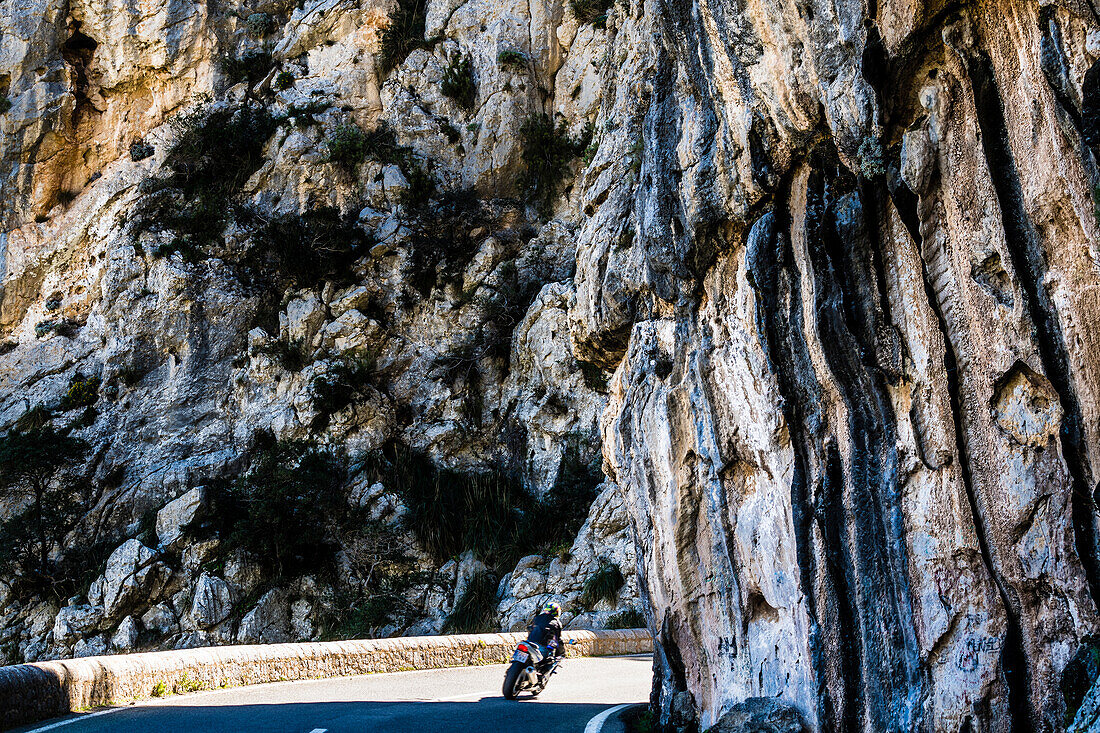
[0,629,651,730]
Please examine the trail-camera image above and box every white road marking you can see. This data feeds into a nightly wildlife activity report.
[21,708,123,733]
[428,689,498,702]
[584,703,635,733]
[308,729,328,733]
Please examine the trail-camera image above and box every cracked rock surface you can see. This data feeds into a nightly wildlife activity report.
[0,0,635,668]
[4,0,1100,731]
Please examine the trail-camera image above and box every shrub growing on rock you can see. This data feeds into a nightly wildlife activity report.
[326,121,420,176]
[571,0,614,25]
[58,374,100,411]
[14,405,51,432]
[578,559,625,609]
[474,261,543,365]
[221,51,274,85]
[519,113,590,208]
[311,352,380,429]
[379,0,429,75]
[497,50,528,71]
[249,207,372,288]
[286,99,330,126]
[607,607,646,629]
[441,53,476,111]
[326,123,371,171]
[443,570,499,633]
[245,12,273,37]
[0,426,97,601]
[208,437,349,578]
[273,71,294,90]
[540,439,603,543]
[129,139,154,162]
[208,435,430,638]
[257,339,312,373]
[135,104,278,256]
[406,189,486,296]
[361,440,602,568]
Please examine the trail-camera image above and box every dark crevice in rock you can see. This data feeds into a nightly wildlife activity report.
[888,171,1024,733]
[860,182,905,380]
[1037,7,1082,130]
[968,49,1100,619]
[745,208,835,731]
[1002,608,1033,733]
[61,21,98,118]
[804,151,923,732]
[748,118,779,193]
[1082,61,1100,163]
[659,613,690,691]
[819,443,864,733]
[861,26,890,113]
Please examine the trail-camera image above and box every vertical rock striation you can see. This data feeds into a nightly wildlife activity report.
[579,0,1100,730]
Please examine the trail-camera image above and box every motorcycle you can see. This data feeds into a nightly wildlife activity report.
[502,637,573,699]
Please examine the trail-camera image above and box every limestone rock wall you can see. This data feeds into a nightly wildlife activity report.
[0,0,638,667]
[581,0,1100,731]
[5,0,1100,730]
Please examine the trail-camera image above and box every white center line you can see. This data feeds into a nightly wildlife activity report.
[428,689,498,702]
[22,708,123,733]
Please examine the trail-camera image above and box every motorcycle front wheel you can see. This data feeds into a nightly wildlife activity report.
[503,661,525,700]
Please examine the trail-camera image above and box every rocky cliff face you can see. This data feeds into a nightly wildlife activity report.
[585,1,1100,732]
[4,0,1100,731]
[0,0,639,665]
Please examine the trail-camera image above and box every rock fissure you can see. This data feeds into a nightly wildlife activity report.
[967,45,1100,621]
[891,158,1031,733]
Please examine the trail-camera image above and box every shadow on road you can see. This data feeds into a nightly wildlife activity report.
[14,699,626,733]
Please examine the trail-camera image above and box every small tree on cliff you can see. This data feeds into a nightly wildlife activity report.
[0,426,89,596]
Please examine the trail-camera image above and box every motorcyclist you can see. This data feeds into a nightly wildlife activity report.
[526,601,565,668]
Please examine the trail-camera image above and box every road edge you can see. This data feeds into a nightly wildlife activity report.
[585,702,646,733]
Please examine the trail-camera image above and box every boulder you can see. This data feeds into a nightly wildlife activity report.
[330,285,373,319]
[225,552,264,595]
[181,538,221,572]
[454,551,489,602]
[102,540,170,620]
[237,589,291,644]
[155,484,206,548]
[86,577,105,607]
[711,698,805,733]
[507,564,545,600]
[155,486,207,551]
[284,291,326,346]
[73,635,108,658]
[140,604,178,636]
[111,616,141,652]
[53,605,105,645]
[290,599,314,640]
[189,574,235,629]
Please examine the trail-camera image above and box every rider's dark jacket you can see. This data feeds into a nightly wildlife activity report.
[526,611,564,657]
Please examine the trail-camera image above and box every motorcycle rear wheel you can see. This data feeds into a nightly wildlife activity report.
[503,661,525,700]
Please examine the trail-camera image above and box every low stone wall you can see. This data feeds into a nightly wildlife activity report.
[0,629,651,730]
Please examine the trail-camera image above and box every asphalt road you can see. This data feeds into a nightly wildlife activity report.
[15,654,653,733]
